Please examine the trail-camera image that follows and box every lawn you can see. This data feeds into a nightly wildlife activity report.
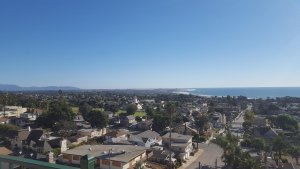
[71,107,79,114]
[93,108,104,111]
[134,111,146,117]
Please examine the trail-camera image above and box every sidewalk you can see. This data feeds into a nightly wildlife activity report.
[178,149,204,169]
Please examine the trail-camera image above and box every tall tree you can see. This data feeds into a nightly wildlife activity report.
[79,102,92,121]
[36,100,75,129]
[126,104,137,115]
[87,110,109,129]
[194,114,209,134]
[53,120,76,138]
[272,135,288,159]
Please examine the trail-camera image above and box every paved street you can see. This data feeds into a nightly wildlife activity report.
[230,105,252,137]
[185,143,224,169]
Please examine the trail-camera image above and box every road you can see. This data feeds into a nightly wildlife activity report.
[185,143,224,169]
[229,105,252,137]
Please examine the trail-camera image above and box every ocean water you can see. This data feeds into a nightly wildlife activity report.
[189,87,300,98]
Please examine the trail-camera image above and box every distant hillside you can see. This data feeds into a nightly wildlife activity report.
[0,84,80,91]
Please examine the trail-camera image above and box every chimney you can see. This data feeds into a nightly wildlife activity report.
[28,126,31,132]
[60,139,67,152]
[47,151,55,164]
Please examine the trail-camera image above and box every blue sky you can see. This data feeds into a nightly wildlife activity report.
[0,0,300,89]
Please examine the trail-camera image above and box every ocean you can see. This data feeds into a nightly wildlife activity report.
[187,87,300,99]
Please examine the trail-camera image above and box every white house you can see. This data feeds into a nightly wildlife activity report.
[162,132,193,160]
[128,130,162,148]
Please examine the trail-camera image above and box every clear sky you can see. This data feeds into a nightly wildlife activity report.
[0,0,300,89]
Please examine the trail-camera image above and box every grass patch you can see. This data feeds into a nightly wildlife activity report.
[71,107,79,114]
[93,108,104,111]
[134,111,146,117]
[116,110,126,115]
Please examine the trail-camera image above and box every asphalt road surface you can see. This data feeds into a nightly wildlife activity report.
[185,143,224,169]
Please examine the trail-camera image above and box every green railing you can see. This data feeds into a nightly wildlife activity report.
[0,155,95,169]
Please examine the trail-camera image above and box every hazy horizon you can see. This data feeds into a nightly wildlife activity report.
[1,83,300,90]
[1,0,299,89]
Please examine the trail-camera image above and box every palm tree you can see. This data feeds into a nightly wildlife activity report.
[272,135,288,159]
[252,138,265,161]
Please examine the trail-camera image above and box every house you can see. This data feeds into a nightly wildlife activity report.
[128,130,162,147]
[253,127,278,139]
[162,132,193,160]
[60,144,147,169]
[6,128,30,149]
[134,96,143,110]
[0,106,27,118]
[172,123,197,136]
[252,116,268,127]
[136,119,153,131]
[105,129,129,143]
[78,128,107,138]
[76,121,92,129]
[24,128,69,153]
[20,112,37,121]
[68,135,88,145]
[10,111,38,127]
[121,115,136,127]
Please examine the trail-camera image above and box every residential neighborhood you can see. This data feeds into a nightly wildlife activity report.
[0,91,300,169]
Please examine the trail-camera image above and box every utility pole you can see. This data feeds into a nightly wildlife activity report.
[168,103,175,169]
[198,162,202,169]
[108,148,112,169]
[215,158,218,169]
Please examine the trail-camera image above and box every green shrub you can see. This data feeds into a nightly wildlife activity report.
[281,158,288,163]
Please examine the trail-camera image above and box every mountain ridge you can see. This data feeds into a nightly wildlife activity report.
[0,84,80,91]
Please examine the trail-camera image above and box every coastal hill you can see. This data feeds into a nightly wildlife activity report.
[0,84,80,91]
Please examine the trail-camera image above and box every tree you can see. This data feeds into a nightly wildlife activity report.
[36,100,75,129]
[104,102,119,113]
[252,138,265,153]
[194,114,209,134]
[244,110,255,123]
[126,104,137,115]
[289,146,300,165]
[145,106,154,117]
[79,102,92,121]
[272,135,288,159]
[152,114,169,133]
[87,110,109,129]
[0,124,19,137]
[275,114,298,131]
[53,120,77,138]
